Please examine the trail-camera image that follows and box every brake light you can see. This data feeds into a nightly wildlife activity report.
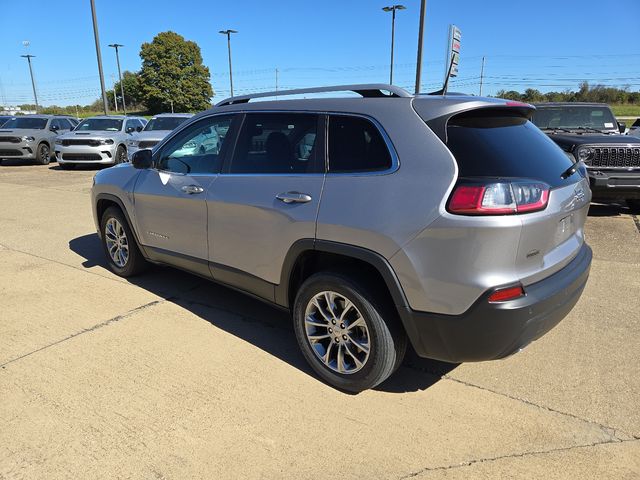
[448,180,549,215]
[488,285,525,303]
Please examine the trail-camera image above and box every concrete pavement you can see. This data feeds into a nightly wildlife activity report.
[0,163,638,479]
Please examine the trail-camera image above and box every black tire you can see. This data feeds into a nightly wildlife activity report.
[627,199,640,214]
[36,142,51,165]
[114,145,127,164]
[100,206,148,277]
[59,163,75,170]
[293,272,407,392]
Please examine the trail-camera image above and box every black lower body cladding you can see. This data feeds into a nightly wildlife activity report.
[401,243,592,363]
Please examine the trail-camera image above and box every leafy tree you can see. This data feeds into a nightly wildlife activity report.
[107,71,144,111]
[139,31,213,113]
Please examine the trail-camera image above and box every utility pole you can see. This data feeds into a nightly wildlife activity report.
[275,68,279,93]
[219,29,238,97]
[20,54,39,113]
[111,74,118,111]
[414,0,427,94]
[108,43,126,114]
[382,5,406,85]
[90,0,109,115]
[479,56,485,96]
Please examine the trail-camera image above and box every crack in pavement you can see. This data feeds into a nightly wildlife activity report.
[397,437,639,478]
[405,362,634,442]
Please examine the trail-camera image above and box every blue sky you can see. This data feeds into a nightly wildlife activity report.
[1,0,638,106]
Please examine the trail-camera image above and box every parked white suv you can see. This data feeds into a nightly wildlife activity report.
[55,115,147,169]
[127,113,193,160]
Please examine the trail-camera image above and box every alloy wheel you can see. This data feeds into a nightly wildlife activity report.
[304,291,371,374]
[104,217,129,267]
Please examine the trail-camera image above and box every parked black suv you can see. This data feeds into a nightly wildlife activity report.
[532,103,640,211]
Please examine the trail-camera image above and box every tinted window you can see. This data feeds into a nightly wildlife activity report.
[532,106,617,130]
[328,115,392,173]
[64,118,76,129]
[229,113,320,174]
[144,116,189,131]
[2,117,47,129]
[76,118,123,131]
[159,115,233,174]
[125,120,138,132]
[447,113,578,188]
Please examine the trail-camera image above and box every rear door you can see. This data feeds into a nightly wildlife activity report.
[208,112,325,294]
[133,115,236,272]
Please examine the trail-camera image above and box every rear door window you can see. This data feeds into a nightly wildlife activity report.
[446,111,579,188]
[328,115,392,173]
[228,113,321,174]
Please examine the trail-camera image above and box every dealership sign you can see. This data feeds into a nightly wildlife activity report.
[445,25,462,79]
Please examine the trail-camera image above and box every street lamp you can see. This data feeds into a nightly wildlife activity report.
[382,4,406,85]
[108,44,126,114]
[219,29,238,97]
[20,54,39,113]
[89,0,109,114]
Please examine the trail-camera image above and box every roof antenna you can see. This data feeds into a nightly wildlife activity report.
[428,55,456,96]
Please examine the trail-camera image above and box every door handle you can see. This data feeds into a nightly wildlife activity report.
[181,185,204,194]
[276,191,312,204]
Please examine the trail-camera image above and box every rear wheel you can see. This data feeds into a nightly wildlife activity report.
[36,143,51,165]
[293,272,407,392]
[100,206,148,277]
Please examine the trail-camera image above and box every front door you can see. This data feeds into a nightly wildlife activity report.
[133,115,235,272]
[208,112,325,297]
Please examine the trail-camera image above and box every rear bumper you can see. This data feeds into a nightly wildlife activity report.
[588,170,640,199]
[400,242,592,363]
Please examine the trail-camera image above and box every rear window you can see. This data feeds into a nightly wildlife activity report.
[446,113,578,188]
[328,115,392,173]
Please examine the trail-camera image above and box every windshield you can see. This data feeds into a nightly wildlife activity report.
[76,118,123,131]
[532,106,617,131]
[2,117,48,129]
[144,116,189,131]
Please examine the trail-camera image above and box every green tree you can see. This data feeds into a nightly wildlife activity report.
[107,71,144,111]
[139,31,213,113]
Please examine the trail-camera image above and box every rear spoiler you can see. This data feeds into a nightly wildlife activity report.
[423,103,535,144]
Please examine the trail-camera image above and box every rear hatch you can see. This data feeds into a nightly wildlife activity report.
[443,107,591,285]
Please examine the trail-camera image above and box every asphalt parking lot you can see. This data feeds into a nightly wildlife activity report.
[0,161,639,479]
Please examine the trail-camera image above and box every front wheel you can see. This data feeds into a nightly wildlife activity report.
[100,206,148,277]
[293,272,407,392]
[627,199,640,214]
[114,145,127,164]
[36,143,51,165]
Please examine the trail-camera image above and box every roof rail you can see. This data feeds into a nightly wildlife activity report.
[215,83,412,107]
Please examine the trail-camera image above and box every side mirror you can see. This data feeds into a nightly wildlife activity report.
[126,126,135,133]
[50,124,59,132]
[131,149,153,169]
[618,122,626,134]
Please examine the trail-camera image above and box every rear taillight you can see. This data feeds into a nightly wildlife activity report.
[448,179,549,215]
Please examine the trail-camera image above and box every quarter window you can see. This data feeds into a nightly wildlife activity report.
[158,115,233,174]
[229,113,320,174]
[328,115,392,173]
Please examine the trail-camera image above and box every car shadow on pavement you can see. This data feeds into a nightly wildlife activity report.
[69,233,457,394]
[587,201,633,217]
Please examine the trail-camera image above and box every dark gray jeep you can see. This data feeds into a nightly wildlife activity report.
[532,102,640,211]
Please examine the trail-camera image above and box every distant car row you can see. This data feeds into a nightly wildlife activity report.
[0,113,193,167]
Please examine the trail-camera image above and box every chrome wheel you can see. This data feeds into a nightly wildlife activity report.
[39,144,50,163]
[104,218,129,267]
[304,291,371,374]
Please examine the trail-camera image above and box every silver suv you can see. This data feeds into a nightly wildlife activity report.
[0,115,75,165]
[55,115,147,169]
[127,113,193,160]
[91,84,593,392]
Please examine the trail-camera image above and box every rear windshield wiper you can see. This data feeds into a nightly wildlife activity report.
[560,162,582,180]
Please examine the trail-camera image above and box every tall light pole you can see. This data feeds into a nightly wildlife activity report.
[219,29,237,97]
[382,5,406,85]
[414,0,427,94]
[90,0,109,114]
[108,43,126,114]
[20,54,39,112]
